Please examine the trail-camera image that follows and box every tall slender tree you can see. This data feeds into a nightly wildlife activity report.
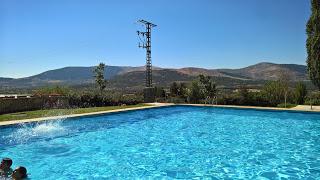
[278,71,290,108]
[294,82,307,105]
[306,0,320,89]
[93,63,106,94]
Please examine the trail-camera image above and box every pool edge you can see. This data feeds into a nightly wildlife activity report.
[1,103,319,127]
[178,104,320,114]
[0,103,175,127]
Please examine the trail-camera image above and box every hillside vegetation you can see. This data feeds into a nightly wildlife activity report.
[0,62,312,92]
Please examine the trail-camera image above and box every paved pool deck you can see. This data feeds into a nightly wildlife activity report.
[0,103,319,127]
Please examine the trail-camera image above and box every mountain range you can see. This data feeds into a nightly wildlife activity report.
[0,62,309,91]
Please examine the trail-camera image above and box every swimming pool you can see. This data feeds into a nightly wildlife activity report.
[1,105,320,179]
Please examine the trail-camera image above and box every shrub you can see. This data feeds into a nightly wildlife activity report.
[167,97,187,104]
[305,91,320,105]
[67,91,143,108]
[277,103,297,108]
[34,86,70,96]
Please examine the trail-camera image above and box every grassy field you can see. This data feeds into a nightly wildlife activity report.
[0,104,149,122]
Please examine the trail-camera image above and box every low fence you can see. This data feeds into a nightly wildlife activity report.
[0,96,69,115]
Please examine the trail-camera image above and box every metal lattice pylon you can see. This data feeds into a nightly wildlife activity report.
[137,20,157,87]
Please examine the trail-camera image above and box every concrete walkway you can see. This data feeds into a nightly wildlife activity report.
[290,105,320,111]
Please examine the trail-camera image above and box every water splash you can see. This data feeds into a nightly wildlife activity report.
[31,120,65,135]
[6,119,67,144]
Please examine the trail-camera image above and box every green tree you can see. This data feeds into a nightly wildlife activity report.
[306,0,320,89]
[294,82,307,104]
[238,85,249,105]
[170,82,179,96]
[263,81,284,106]
[93,63,106,93]
[189,81,204,103]
[154,86,166,98]
[199,75,217,103]
[179,82,189,99]
[206,80,217,100]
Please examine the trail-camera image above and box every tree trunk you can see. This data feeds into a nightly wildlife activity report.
[285,91,287,108]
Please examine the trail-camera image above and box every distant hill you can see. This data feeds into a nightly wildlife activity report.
[108,69,267,91]
[0,66,154,88]
[176,63,307,81]
[108,69,193,91]
[0,62,308,91]
[217,62,307,81]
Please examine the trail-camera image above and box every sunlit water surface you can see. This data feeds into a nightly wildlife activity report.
[1,106,320,179]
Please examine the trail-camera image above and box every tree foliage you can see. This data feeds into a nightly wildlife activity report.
[237,85,250,105]
[262,81,285,106]
[34,86,70,96]
[179,83,189,99]
[189,80,204,103]
[199,75,217,99]
[305,91,320,105]
[306,0,320,89]
[154,86,166,98]
[170,82,179,96]
[93,63,106,93]
[294,82,307,104]
[67,91,142,108]
[168,75,217,104]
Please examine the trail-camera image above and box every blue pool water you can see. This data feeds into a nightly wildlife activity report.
[1,106,320,179]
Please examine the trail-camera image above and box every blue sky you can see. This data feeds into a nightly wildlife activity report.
[0,0,311,78]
